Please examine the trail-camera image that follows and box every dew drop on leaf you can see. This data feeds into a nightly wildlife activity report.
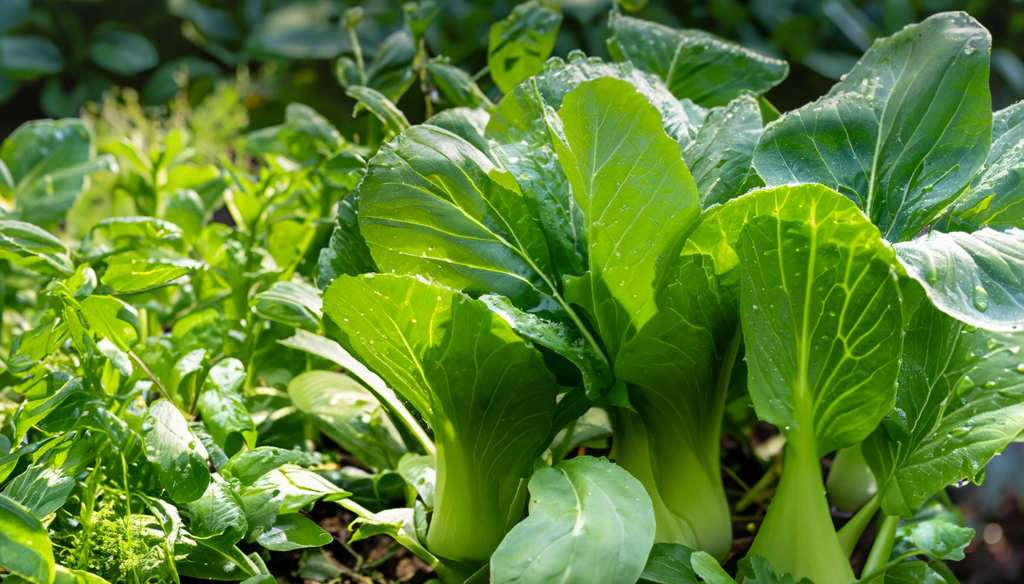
[972,285,990,312]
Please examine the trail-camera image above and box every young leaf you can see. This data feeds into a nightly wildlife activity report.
[346,86,410,137]
[425,58,491,109]
[490,456,655,584]
[488,1,562,94]
[142,399,211,504]
[899,517,974,561]
[323,273,560,562]
[753,12,992,242]
[606,13,788,106]
[184,478,248,545]
[0,493,54,584]
[551,76,701,359]
[397,453,436,508]
[894,228,1024,332]
[884,561,949,584]
[0,220,74,276]
[287,370,405,470]
[688,551,735,584]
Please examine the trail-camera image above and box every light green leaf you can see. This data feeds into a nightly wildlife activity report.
[490,456,655,584]
[689,551,735,584]
[711,184,901,584]
[606,14,787,106]
[0,493,54,584]
[255,513,332,551]
[78,295,142,352]
[753,12,992,241]
[245,103,342,165]
[101,251,203,293]
[884,561,948,584]
[288,370,405,471]
[0,220,74,276]
[864,288,1024,518]
[1,118,112,224]
[899,517,974,561]
[13,375,81,442]
[323,274,559,562]
[895,228,1024,332]
[82,216,184,258]
[142,399,211,503]
[397,453,435,508]
[425,107,491,155]
[488,1,562,94]
[551,76,702,360]
[252,280,323,332]
[336,30,416,102]
[347,86,409,137]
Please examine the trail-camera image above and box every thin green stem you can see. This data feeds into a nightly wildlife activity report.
[861,514,900,582]
[472,65,490,82]
[838,494,880,558]
[128,349,170,402]
[858,550,918,583]
[734,464,779,513]
[347,26,366,85]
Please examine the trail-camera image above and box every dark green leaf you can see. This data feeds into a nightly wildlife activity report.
[184,478,248,545]
[639,543,697,584]
[142,399,211,503]
[683,94,763,207]
[197,359,256,457]
[607,14,787,106]
[0,35,63,77]
[425,58,490,108]
[89,30,158,76]
[895,228,1024,332]
[220,447,318,487]
[347,86,409,137]
[255,513,332,551]
[753,12,992,242]
[317,192,376,289]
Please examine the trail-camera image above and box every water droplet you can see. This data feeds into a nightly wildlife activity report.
[973,286,990,312]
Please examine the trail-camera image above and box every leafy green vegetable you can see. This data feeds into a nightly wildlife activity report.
[487,1,562,93]
[490,456,655,584]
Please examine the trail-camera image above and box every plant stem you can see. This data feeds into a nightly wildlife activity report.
[347,25,366,85]
[734,464,779,513]
[861,514,899,582]
[838,494,881,558]
[128,349,170,402]
[471,65,489,82]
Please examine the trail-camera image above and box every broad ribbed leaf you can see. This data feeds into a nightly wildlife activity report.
[0,220,74,276]
[753,12,992,242]
[954,101,1024,229]
[864,290,1024,518]
[287,370,405,470]
[895,228,1024,332]
[607,13,788,106]
[323,274,559,562]
[142,399,211,503]
[551,77,702,359]
[488,1,562,93]
[0,494,54,584]
[639,543,697,584]
[425,107,491,155]
[702,184,903,454]
[358,124,557,311]
[491,456,654,584]
[717,185,900,584]
[683,94,763,207]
